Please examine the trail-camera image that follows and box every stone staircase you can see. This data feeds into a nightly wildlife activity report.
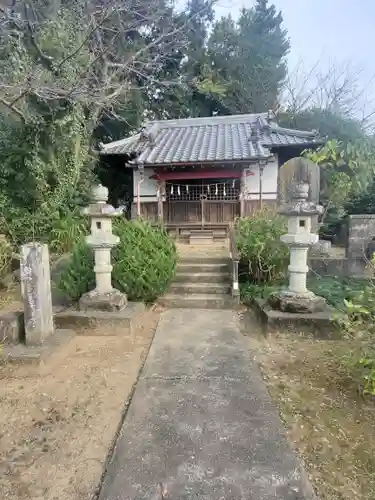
[159,254,235,309]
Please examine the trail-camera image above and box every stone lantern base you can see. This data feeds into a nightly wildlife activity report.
[267,290,327,314]
[79,288,127,312]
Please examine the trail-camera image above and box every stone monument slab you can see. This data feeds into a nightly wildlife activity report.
[278,157,320,204]
[21,243,54,346]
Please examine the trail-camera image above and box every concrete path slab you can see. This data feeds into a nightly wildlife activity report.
[98,309,315,500]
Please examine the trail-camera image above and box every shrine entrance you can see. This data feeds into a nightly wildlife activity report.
[164,178,240,226]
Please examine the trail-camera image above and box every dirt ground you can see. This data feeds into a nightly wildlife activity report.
[0,306,161,500]
[239,309,375,500]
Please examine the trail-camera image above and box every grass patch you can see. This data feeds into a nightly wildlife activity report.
[241,276,371,311]
[244,323,375,500]
[308,276,371,311]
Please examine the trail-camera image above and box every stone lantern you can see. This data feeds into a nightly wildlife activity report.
[79,184,127,312]
[268,181,326,313]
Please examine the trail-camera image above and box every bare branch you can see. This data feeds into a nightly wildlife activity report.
[0,0,203,125]
[24,3,54,69]
[281,58,375,129]
[0,96,25,121]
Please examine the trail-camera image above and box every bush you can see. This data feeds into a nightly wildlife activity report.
[58,239,95,299]
[236,211,289,283]
[58,218,177,302]
[0,235,12,287]
[308,276,369,311]
[337,260,375,396]
[0,207,88,254]
[49,212,88,254]
[240,281,285,304]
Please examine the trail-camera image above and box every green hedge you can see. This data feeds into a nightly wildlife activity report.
[58,218,177,302]
[236,211,289,284]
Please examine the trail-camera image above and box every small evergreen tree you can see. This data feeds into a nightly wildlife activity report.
[207,0,290,113]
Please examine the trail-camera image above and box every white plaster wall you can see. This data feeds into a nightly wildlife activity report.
[133,167,158,202]
[244,154,278,200]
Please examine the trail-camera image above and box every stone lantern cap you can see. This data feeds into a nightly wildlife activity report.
[82,184,123,217]
[82,204,123,217]
[93,184,109,203]
[278,181,324,217]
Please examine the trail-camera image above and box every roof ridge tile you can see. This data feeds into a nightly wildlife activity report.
[100,114,324,162]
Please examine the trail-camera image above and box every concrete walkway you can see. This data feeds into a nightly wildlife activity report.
[98,309,315,500]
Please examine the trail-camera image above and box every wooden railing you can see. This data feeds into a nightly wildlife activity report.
[228,224,240,303]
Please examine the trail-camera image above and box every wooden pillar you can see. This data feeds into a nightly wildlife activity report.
[240,169,246,217]
[258,160,268,210]
[157,180,165,222]
[136,163,144,217]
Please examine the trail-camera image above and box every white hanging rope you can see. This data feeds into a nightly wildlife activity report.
[166,179,239,199]
[165,179,238,189]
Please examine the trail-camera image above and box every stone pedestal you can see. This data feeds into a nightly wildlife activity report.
[21,243,54,346]
[79,289,127,312]
[268,290,327,314]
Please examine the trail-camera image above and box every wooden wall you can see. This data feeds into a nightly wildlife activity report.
[137,200,277,224]
[242,200,277,216]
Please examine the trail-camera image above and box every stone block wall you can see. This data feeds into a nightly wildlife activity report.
[346,215,375,275]
[308,258,347,277]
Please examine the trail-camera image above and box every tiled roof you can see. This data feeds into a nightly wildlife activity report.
[99,113,323,165]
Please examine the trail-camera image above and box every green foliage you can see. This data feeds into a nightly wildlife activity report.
[206,0,290,113]
[345,175,375,215]
[0,105,94,211]
[340,283,375,396]
[307,276,368,311]
[112,219,177,301]
[58,219,177,302]
[307,265,375,397]
[0,208,89,254]
[278,108,365,145]
[0,103,95,256]
[0,236,12,285]
[58,239,95,300]
[357,357,375,396]
[303,138,375,236]
[49,213,89,254]
[236,211,289,284]
[240,280,284,303]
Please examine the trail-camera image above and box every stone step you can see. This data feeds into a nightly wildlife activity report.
[177,263,230,274]
[178,257,229,265]
[190,229,214,236]
[174,272,230,283]
[159,293,235,310]
[189,237,214,245]
[169,282,231,295]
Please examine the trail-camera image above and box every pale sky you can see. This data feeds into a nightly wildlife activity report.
[215,0,375,114]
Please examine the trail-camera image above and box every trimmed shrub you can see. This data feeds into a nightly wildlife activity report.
[58,239,95,300]
[236,210,289,284]
[58,218,177,302]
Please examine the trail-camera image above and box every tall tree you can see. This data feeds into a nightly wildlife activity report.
[278,108,366,144]
[207,0,290,114]
[143,0,217,119]
[0,0,191,215]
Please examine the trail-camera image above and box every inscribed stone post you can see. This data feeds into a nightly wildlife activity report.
[21,243,54,346]
[278,157,320,232]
